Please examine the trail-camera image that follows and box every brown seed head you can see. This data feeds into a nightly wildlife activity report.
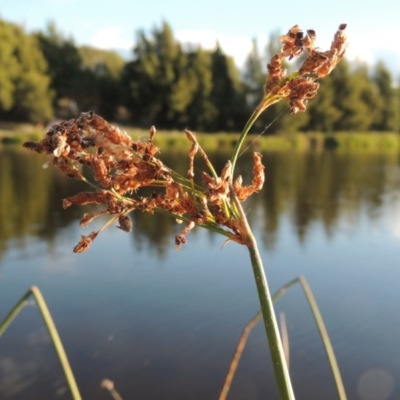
[175,234,187,250]
[287,77,320,114]
[264,23,347,114]
[300,23,348,78]
[73,231,98,253]
[280,25,305,59]
[233,152,265,201]
[117,215,133,232]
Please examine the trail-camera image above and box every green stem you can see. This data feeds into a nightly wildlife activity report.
[220,276,347,400]
[0,286,82,400]
[231,192,294,399]
[231,71,303,175]
[230,106,264,174]
[247,242,295,399]
[81,176,101,191]
[0,292,30,338]
[198,144,218,180]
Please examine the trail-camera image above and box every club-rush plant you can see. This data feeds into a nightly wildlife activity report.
[23,24,347,399]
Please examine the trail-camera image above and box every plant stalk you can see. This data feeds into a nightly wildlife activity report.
[247,242,295,399]
[230,71,303,176]
[298,276,347,400]
[231,191,294,399]
[0,286,82,400]
[219,276,347,400]
[230,106,263,174]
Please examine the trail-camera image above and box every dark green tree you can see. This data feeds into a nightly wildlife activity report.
[36,22,126,120]
[243,38,265,110]
[78,46,125,120]
[331,60,378,131]
[371,61,399,131]
[123,22,196,128]
[209,44,247,131]
[184,48,216,131]
[0,19,18,112]
[0,18,53,123]
[306,73,341,132]
[79,46,125,78]
[35,21,82,110]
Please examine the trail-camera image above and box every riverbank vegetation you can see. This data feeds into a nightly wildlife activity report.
[1,17,399,135]
[3,127,400,152]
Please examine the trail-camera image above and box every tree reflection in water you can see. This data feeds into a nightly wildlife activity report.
[1,148,400,260]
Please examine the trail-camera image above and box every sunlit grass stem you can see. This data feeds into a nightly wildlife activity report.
[298,276,347,400]
[0,286,82,400]
[231,190,294,400]
[219,276,347,400]
[230,106,263,174]
[230,72,302,174]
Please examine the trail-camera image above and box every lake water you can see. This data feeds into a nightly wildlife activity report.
[1,147,400,400]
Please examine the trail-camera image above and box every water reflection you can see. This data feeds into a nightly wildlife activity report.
[0,149,90,260]
[1,147,400,399]
[1,148,399,257]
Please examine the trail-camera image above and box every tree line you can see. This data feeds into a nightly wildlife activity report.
[1,17,399,133]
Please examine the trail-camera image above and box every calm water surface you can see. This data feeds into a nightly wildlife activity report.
[1,148,400,399]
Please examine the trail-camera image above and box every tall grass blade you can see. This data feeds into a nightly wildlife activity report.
[219,276,347,400]
[280,312,290,369]
[218,310,262,400]
[0,285,82,400]
[298,276,347,400]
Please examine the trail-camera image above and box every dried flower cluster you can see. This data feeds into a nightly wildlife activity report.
[23,24,347,253]
[265,23,347,113]
[24,112,264,252]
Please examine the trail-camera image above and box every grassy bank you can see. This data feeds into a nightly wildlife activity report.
[2,126,400,152]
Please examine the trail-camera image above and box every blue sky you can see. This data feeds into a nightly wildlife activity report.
[1,0,399,74]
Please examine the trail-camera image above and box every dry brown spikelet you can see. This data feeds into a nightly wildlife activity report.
[264,23,348,115]
[117,215,133,232]
[73,231,98,253]
[175,221,195,250]
[80,210,110,227]
[233,152,265,201]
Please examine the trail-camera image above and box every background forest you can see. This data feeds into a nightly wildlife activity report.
[1,17,399,133]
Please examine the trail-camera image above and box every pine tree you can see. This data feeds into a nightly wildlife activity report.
[0,18,53,123]
[331,61,378,131]
[306,73,341,132]
[243,38,265,110]
[0,19,18,112]
[35,22,82,115]
[210,44,247,131]
[372,62,399,131]
[123,22,191,128]
[78,46,125,120]
[185,48,216,131]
